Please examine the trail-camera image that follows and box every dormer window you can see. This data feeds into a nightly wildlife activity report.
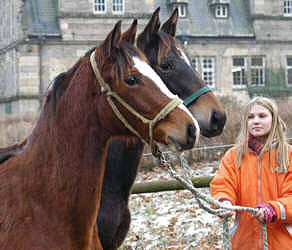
[208,0,230,19]
[168,0,188,18]
[176,4,187,17]
[215,4,228,18]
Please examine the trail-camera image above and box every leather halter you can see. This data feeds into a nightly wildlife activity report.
[90,51,183,154]
[183,86,211,106]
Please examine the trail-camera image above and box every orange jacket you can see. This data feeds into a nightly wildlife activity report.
[210,146,292,250]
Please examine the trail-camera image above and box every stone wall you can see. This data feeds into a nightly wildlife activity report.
[0,0,25,46]
[0,50,18,97]
[184,40,292,99]
[253,19,292,41]
[59,0,155,41]
[59,0,154,15]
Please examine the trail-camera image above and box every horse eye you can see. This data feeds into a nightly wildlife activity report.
[160,61,172,71]
[125,76,139,86]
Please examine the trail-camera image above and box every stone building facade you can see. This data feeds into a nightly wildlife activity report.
[1,0,292,121]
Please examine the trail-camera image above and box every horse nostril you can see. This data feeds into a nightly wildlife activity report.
[187,123,196,143]
[210,110,226,131]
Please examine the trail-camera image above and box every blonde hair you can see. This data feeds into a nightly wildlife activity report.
[235,96,289,173]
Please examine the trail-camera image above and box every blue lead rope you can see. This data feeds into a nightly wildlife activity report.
[183,86,212,106]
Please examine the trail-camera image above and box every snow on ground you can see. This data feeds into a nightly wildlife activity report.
[119,161,229,250]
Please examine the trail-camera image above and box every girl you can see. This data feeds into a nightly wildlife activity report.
[210,97,292,249]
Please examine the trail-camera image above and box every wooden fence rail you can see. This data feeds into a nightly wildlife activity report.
[131,176,213,194]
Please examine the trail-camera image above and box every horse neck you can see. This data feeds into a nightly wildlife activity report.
[20,61,113,231]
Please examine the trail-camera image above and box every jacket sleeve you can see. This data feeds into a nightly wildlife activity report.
[268,150,292,223]
[210,148,239,205]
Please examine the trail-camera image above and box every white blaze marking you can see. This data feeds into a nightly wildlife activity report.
[133,56,200,137]
[177,47,191,67]
[133,56,176,99]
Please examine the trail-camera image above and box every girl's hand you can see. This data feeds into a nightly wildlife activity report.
[253,208,266,223]
[253,203,276,224]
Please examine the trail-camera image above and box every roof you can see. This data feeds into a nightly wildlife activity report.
[25,0,61,38]
[156,0,255,39]
[23,0,254,40]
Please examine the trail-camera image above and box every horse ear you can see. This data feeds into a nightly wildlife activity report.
[161,8,178,37]
[121,19,137,45]
[102,20,122,57]
[137,7,160,51]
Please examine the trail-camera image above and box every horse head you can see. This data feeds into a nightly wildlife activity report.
[137,8,226,137]
[89,21,199,152]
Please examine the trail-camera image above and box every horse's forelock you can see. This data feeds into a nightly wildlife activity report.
[153,32,173,64]
[111,41,148,78]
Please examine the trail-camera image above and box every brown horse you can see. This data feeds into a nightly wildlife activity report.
[0,21,198,250]
[96,8,226,250]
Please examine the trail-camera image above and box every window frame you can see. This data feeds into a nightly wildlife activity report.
[191,57,199,73]
[201,57,216,88]
[5,102,12,115]
[172,4,187,18]
[250,56,265,87]
[284,0,292,16]
[215,4,228,18]
[178,4,187,17]
[93,0,106,14]
[232,57,247,89]
[191,57,216,88]
[112,0,124,14]
[286,56,292,85]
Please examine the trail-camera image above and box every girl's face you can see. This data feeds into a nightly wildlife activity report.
[247,104,273,141]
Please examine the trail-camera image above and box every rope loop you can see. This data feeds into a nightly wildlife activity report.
[158,151,268,250]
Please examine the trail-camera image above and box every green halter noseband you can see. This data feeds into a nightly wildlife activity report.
[183,86,211,106]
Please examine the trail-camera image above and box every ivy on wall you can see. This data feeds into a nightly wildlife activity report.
[247,67,292,98]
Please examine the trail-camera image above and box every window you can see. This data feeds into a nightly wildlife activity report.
[284,0,292,16]
[250,57,265,86]
[112,0,124,14]
[287,57,292,85]
[93,0,106,13]
[5,102,12,115]
[191,57,216,87]
[202,57,215,88]
[232,57,247,88]
[191,58,199,72]
[215,4,228,18]
[0,15,3,42]
[178,4,186,17]
[172,4,187,18]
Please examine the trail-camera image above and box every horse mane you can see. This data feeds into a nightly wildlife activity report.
[0,47,99,165]
[0,154,13,164]
[0,139,27,165]
[48,47,98,115]
[0,43,142,165]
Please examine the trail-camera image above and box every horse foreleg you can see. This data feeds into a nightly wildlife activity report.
[114,207,131,249]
